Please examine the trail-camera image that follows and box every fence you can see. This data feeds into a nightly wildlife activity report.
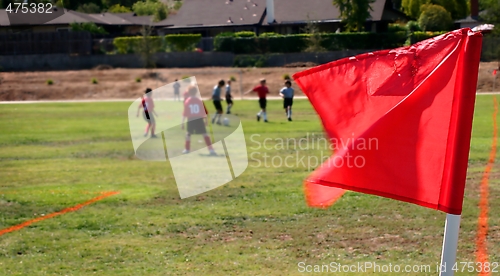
[0,31,92,56]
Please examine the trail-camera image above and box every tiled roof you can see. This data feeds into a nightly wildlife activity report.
[0,8,153,26]
[158,0,266,28]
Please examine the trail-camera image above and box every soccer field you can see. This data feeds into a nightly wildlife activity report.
[0,96,498,275]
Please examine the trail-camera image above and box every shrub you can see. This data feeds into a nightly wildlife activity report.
[107,4,131,13]
[406,20,422,32]
[173,0,182,10]
[388,23,407,33]
[418,4,453,32]
[76,3,101,13]
[259,32,282,37]
[46,79,53,85]
[229,76,237,81]
[113,36,163,54]
[135,77,141,83]
[282,74,291,80]
[91,78,98,84]
[234,31,256,37]
[70,22,108,34]
[409,31,446,44]
[214,32,408,54]
[216,32,236,38]
[267,34,309,53]
[213,32,236,51]
[133,0,168,22]
[165,34,201,52]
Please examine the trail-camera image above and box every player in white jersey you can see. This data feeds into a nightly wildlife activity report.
[279,80,294,121]
[211,80,225,125]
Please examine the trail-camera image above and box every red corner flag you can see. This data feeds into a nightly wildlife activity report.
[293,29,482,215]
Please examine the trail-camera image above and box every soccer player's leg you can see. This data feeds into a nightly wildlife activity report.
[183,127,191,154]
[215,101,223,124]
[196,118,216,155]
[142,111,151,136]
[260,99,268,122]
[150,116,158,137]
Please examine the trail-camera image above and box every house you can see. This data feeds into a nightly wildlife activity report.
[0,8,153,35]
[157,0,407,36]
[454,0,481,29]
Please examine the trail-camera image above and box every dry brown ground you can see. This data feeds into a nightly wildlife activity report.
[0,62,498,101]
[0,67,305,101]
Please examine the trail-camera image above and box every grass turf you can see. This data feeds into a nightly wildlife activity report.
[0,96,498,275]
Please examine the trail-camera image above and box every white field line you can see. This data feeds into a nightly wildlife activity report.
[0,93,498,104]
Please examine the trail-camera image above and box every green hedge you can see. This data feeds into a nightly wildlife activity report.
[214,32,408,54]
[409,31,446,44]
[165,34,201,51]
[113,35,202,54]
[234,31,256,37]
[113,36,163,54]
[259,32,282,37]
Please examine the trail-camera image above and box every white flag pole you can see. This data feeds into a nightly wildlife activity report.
[439,214,461,276]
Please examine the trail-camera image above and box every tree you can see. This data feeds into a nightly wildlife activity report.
[76,3,102,13]
[107,4,131,13]
[401,0,426,19]
[430,0,467,19]
[302,19,326,52]
[137,25,158,68]
[418,4,453,31]
[133,0,168,22]
[332,0,376,32]
[70,22,108,34]
[402,0,468,20]
[173,0,182,11]
[481,0,500,33]
[101,0,135,9]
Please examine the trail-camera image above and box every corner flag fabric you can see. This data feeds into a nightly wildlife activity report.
[293,29,482,215]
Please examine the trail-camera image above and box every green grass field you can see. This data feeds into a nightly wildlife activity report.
[0,96,498,275]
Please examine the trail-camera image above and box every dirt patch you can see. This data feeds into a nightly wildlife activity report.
[0,62,496,101]
[0,67,306,101]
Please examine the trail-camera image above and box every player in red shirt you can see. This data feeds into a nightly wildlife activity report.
[244,78,269,122]
[182,86,217,155]
[136,88,158,138]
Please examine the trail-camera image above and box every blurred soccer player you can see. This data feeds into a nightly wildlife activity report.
[182,86,216,155]
[173,79,181,102]
[211,79,225,125]
[225,79,233,114]
[136,88,158,138]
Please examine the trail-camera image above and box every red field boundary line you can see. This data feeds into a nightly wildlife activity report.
[476,97,498,276]
[0,191,120,237]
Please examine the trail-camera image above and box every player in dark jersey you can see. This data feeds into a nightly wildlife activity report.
[136,88,158,138]
[173,79,181,101]
[225,80,233,114]
[182,86,217,155]
[211,79,225,125]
